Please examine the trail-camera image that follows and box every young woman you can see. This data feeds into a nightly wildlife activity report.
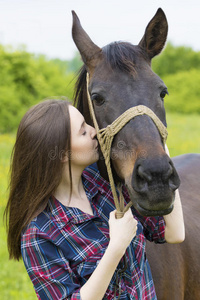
[5,99,185,300]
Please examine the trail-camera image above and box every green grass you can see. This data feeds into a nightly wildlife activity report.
[0,219,36,299]
[0,134,36,299]
[0,112,200,299]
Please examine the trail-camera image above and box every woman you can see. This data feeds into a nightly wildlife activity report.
[5,99,185,300]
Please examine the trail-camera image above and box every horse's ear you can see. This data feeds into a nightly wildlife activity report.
[138,8,168,60]
[72,11,102,70]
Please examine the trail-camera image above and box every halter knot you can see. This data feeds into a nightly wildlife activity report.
[137,106,143,114]
[106,124,115,136]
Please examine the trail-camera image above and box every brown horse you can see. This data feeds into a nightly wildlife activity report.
[72,8,200,300]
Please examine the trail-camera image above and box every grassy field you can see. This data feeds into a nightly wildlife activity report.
[0,112,200,300]
[166,112,200,156]
[0,134,36,299]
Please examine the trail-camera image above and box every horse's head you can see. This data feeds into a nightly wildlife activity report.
[72,8,180,216]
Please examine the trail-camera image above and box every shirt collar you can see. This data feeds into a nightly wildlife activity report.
[47,196,71,228]
[48,194,99,229]
[47,167,109,228]
[82,168,108,195]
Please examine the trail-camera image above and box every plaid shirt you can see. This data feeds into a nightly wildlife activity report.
[21,165,166,300]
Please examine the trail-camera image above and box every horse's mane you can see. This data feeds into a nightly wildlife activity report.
[73,42,142,112]
[73,66,87,113]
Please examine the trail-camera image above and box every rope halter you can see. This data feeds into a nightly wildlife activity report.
[86,73,168,219]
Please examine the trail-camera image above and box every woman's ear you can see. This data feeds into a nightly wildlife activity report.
[61,151,69,163]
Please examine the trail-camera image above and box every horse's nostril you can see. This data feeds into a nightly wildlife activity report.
[132,165,150,193]
[169,181,178,191]
[138,165,152,182]
[163,163,173,181]
[132,157,180,195]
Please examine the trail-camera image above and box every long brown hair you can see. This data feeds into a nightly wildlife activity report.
[4,99,72,260]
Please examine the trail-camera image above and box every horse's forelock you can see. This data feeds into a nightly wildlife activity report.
[102,42,138,74]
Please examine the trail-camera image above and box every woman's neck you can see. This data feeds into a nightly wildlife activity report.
[53,164,94,215]
[54,164,83,204]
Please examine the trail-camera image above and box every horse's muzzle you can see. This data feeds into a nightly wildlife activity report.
[130,154,180,216]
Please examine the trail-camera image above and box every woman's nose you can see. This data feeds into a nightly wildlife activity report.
[90,126,97,139]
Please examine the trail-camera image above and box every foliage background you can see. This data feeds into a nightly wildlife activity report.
[0,42,200,299]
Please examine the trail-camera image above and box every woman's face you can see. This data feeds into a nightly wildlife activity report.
[69,106,99,168]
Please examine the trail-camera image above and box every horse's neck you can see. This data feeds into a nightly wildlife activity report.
[97,159,109,181]
[97,159,122,185]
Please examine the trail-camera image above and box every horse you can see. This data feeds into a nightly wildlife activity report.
[71,8,200,300]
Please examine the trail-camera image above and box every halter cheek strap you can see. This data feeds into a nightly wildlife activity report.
[86,73,168,218]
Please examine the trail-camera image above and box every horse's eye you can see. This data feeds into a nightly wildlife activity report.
[160,89,169,100]
[91,93,105,106]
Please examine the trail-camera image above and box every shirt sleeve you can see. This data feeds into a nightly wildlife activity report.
[132,208,166,244]
[21,226,82,300]
[121,185,166,244]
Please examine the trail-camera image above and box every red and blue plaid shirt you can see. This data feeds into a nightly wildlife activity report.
[21,165,165,299]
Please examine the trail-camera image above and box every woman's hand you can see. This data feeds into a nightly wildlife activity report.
[108,209,138,257]
[80,209,138,300]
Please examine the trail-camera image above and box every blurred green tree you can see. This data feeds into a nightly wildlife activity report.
[164,69,200,114]
[50,52,83,73]
[152,42,200,77]
[0,45,77,133]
